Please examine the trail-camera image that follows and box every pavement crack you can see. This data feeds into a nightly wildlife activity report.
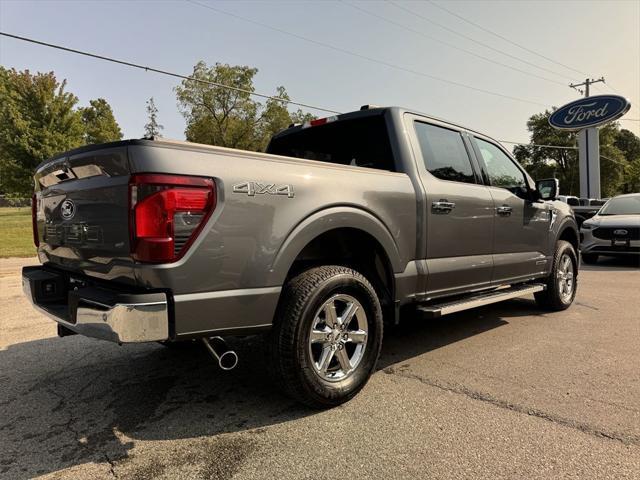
[104,452,118,478]
[575,301,599,311]
[383,367,640,447]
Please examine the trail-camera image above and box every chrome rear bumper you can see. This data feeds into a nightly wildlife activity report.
[22,266,169,344]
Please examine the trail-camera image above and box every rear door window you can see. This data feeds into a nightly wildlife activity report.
[414,122,477,184]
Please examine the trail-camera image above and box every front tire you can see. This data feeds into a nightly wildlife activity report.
[535,240,578,311]
[268,265,383,408]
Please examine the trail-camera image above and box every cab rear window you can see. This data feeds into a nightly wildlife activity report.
[266,115,396,171]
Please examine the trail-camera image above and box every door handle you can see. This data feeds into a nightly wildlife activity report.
[496,205,512,216]
[432,200,456,213]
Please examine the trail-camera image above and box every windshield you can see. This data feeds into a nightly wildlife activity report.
[598,196,640,215]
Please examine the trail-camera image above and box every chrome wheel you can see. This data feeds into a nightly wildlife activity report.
[308,294,368,382]
[557,253,575,302]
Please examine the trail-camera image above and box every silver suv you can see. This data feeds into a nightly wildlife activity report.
[580,193,640,264]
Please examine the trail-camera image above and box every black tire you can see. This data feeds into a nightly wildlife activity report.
[581,253,599,264]
[534,240,578,311]
[267,265,383,409]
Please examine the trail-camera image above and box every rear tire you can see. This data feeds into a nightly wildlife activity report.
[535,240,578,311]
[267,265,383,409]
[581,253,599,264]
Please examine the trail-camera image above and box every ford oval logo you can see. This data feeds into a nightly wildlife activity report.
[60,199,76,220]
[549,95,631,130]
[613,229,628,236]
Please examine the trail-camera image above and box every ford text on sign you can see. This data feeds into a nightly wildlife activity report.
[548,95,631,131]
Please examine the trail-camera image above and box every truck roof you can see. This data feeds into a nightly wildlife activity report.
[271,106,503,146]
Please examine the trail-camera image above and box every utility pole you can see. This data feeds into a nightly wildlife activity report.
[569,77,605,98]
[570,77,605,198]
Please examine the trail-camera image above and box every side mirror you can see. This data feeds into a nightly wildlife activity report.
[536,178,559,201]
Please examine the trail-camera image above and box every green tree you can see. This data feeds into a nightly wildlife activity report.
[513,109,635,197]
[175,62,313,151]
[598,124,627,197]
[615,129,640,193]
[615,128,640,161]
[80,98,122,144]
[622,159,640,193]
[0,68,85,196]
[512,110,580,195]
[290,108,317,125]
[144,97,163,138]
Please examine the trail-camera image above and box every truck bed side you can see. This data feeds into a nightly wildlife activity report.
[36,139,417,336]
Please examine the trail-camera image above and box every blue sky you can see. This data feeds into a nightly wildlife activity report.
[1,0,638,146]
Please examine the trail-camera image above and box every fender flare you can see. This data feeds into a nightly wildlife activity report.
[268,206,403,285]
[554,216,580,251]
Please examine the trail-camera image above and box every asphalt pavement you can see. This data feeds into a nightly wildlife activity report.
[1,256,639,479]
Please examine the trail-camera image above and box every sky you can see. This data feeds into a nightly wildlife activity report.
[1,0,639,147]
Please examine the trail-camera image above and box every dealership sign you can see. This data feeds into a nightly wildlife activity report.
[548,94,631,130]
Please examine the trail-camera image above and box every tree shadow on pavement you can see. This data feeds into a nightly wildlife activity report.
[0,299,536,479]
[580,256,640,271]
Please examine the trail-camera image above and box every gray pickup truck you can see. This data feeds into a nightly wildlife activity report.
[23,106,579,408]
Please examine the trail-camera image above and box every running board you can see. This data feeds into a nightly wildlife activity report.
[417,283,546,318]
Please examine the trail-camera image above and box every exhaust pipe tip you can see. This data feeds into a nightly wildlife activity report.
[201,336,238,370]
[218,350,239,370]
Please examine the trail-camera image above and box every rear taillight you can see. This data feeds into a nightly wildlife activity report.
[129,174,216,263]
[31,193,39,247]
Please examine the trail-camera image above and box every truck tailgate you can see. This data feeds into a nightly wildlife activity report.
[34,145,134,274]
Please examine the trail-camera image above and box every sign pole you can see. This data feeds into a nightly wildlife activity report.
[577,128,601,199]
[568,78,605,199]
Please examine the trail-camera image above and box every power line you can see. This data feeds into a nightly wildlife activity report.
[569,77,605,97]
[0,31,341,115]
[423,2,640,122]
[389,0,576,83]
[339,1,566,87]
[425,0,589,78]
[499,140,577,150]
[3,32,634,143]
[185,0,549,107]
[500,141,628,166]
[601,155,628,166]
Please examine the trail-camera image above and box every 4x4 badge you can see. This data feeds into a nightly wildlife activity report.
[233,182,294,198]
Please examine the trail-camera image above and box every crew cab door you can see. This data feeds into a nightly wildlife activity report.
[470,137,551,283]
[408,118,494,298]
